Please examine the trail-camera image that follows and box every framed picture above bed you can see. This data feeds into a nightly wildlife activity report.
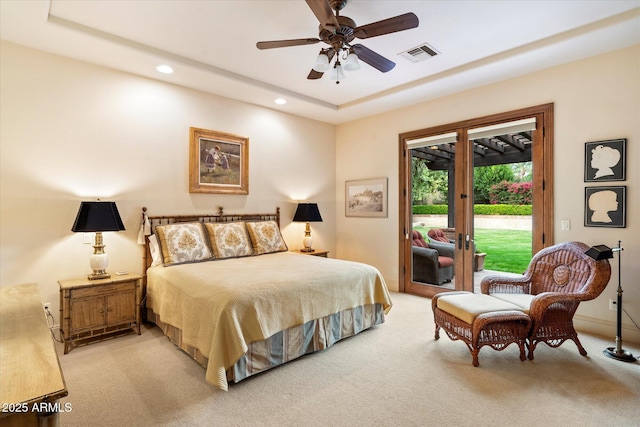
[189,127,249,194]
[345,177,388,218]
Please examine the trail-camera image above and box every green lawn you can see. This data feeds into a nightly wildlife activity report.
[474,228,532,273]
[413,227,532,274]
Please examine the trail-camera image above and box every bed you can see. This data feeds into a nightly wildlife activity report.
[141,207,392,391]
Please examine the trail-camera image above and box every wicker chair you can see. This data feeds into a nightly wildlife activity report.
[480,241,611,360]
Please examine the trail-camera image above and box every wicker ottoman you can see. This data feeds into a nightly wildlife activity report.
[432,292,531,367]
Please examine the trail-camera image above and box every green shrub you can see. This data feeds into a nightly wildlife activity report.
[474,165,515,203]
[412,205,449,215]
[489,181,533,205]
[473,204,532,215]
[412,204,532,215]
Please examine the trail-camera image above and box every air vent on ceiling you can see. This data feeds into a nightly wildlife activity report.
[399,43,439,63]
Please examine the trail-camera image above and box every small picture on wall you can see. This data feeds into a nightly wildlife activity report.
[346,177,388,218]
[584,186,626,228]
[584,138,626,182]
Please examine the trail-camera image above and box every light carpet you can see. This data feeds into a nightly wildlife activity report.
[57,292,640,426]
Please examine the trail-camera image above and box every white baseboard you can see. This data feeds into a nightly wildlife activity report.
[574,314,640,345]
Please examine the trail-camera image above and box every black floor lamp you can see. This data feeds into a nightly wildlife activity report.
[585,241,636,362]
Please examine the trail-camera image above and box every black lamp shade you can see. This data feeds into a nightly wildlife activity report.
[71,202,125,232]
[585,244,614,260]
[293,203,323,222]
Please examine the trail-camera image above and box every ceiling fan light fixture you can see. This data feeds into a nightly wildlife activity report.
[343,50,360,71]
[256,2,419,81]
[312,51,330,72]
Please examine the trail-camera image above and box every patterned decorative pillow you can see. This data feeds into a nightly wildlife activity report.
[245,221,288,255]
[154,222,213,266]
[204,222,253,259]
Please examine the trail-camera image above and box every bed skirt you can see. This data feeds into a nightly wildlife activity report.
[146,303,385,385]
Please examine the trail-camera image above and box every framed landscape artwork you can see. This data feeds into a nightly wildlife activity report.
[345,177,388,218]
[584,186,626,228]
[189,127,249,194]
[584,138,626,182]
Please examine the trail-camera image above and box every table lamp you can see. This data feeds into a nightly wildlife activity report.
[72,201,125,280]
[293,203,322,252]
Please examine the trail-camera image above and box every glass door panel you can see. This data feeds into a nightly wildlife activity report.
[406,130,468,295]
[469,120,537,289]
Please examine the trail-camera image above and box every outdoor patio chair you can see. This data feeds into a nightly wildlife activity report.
[428,228,482,270]
[480,241,611,359]
[411,230,454,285]
[427,228,455,244]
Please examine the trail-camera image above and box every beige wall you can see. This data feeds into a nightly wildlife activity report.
[0,41,336,317]
[336,45,640,343]
[2,39,638,344]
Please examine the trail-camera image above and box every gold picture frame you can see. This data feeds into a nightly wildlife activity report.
[189,127,249,194]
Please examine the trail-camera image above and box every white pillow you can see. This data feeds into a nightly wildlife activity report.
[148,234,162,267]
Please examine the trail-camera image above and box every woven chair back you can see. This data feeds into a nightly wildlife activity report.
[526,241,611,301]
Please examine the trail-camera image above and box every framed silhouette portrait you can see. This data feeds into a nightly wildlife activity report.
[584,139,626,182]
[584,186,626,228]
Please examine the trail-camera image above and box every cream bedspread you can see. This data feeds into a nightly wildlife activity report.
[146,251,392,390]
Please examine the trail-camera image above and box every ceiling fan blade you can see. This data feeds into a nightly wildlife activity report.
[305,0,340,32]
[352,44,396,73]
[353,12,419,39]
[307,70,324,80]
[257,38,320,50]
[307,49,335,80]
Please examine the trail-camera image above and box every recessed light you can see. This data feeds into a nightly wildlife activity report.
[156,65,173,74]
[274,98,287,105]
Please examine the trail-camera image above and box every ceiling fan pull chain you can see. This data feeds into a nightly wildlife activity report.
[334,59,343,84]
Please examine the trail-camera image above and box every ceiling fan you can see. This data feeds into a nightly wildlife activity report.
[256,0,419,83]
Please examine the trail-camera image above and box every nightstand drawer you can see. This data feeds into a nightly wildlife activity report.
[71,281,135,299]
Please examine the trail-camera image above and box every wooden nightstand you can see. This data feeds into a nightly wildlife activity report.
[292,249,329,258]
[58,273,142,354]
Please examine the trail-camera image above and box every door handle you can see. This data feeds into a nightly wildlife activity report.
[465,234,470,250]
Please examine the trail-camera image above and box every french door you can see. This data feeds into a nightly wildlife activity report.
[398,104,554,298]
